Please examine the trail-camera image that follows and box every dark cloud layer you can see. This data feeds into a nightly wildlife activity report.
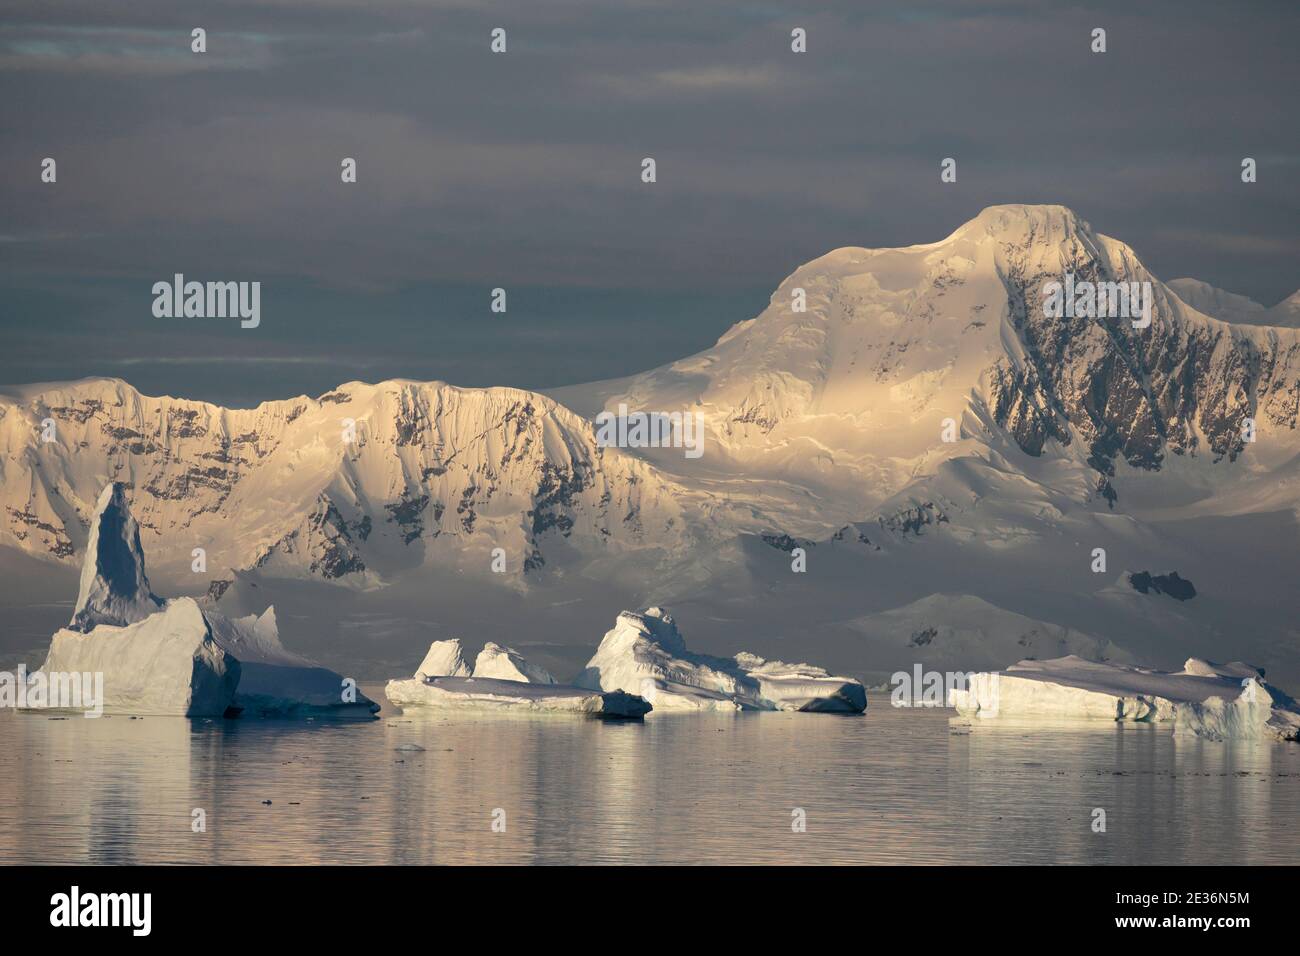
[2,0,1297,405]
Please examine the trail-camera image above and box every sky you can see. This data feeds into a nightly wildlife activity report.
[2,0,1297,407]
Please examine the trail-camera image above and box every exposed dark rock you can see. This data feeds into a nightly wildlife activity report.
[879,501,949,536]
[47,400,103,424]
[1096,476,1117,509]
[761,533,813,553]
[6,505,75,557]
[385,495,428,544]
[908,627,937,647]
[1128,570,1196,601]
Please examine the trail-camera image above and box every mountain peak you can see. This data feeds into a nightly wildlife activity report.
[70,483,163,631]
[954,203,1094,244]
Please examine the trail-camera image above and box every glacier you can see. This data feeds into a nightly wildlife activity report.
[32,482,378,718]
[386,638,650,717]
[575,607,867,713]
[948,655,1300,741]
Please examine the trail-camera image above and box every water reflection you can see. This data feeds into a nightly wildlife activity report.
[1,694,1296,865]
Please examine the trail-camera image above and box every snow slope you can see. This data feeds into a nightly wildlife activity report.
[1168,278,1300,329]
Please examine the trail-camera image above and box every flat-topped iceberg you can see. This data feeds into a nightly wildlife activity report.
[386,638,650,718]
[387,675,652,717]
[575,607,866,713]
[32,482,377,719]
[948,655,1300,742]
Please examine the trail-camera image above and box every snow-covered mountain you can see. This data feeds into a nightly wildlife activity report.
[0,378,754,587]
[557,205,1300,514]
[1168,277,1300,329]
[3,205,1298,685]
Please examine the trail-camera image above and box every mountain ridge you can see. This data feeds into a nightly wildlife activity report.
[3,204,1299,685]
[5,204,1299,582]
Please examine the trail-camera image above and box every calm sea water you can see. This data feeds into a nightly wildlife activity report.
[2,690,1297,865]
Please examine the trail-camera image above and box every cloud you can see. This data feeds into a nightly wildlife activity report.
[0,25,275,74]
[0,0,1297,402]
[102,355,375,367]
[591,65,791,98]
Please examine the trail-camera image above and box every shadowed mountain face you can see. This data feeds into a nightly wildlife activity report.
[2,205,1298,684]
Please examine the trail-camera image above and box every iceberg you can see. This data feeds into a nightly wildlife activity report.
[386,640,650,717]
[31,482,377,719]
[69,483,164,631]
[202,606,378,719]
[948,655,1300,742]
[386,675,652,717]
[414,639,472,679]
[43,598,239,717]
[575,607,867,713]
[471,642,557,684]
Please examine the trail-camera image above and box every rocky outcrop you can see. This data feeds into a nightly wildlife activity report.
[1127,570,1197,601]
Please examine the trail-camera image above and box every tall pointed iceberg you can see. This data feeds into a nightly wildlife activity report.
[33,483,377,718]
[70,483,163,631]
